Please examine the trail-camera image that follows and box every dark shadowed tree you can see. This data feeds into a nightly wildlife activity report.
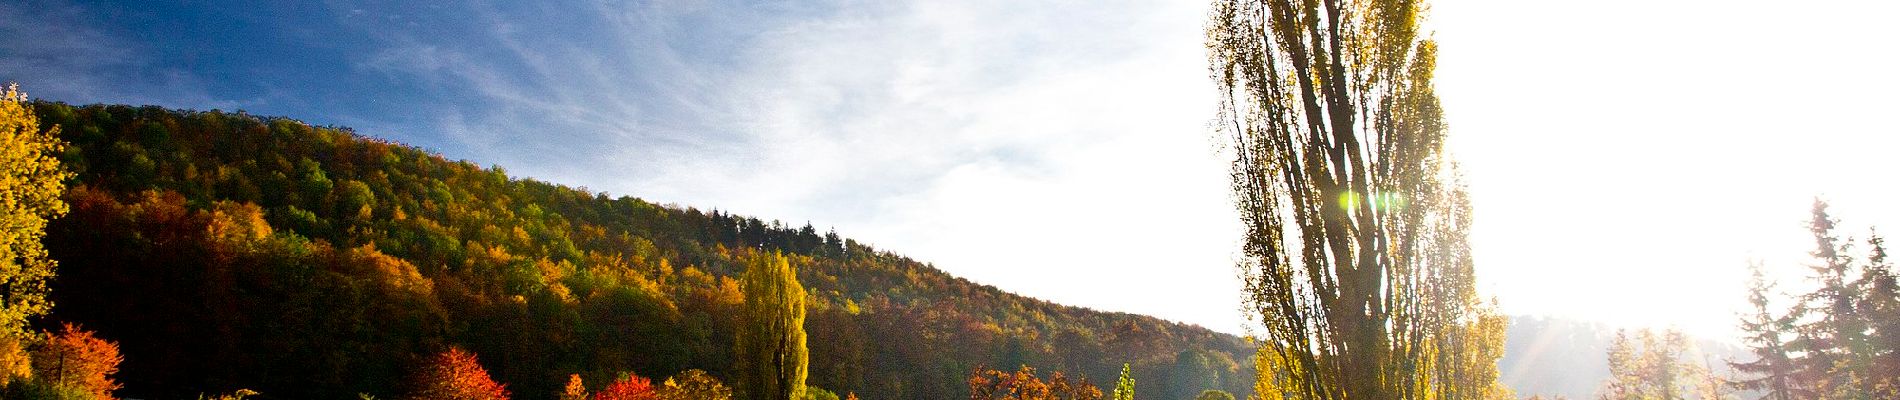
[1194,390,1234,400]
[1205,0,1507,398]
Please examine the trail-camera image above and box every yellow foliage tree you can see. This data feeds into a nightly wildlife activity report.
[735,252,807,400]
[658,369,733,400]
[1206,0,1509,398]
[0,83,71,338]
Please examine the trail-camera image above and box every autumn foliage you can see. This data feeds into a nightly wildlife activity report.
[27,323,124,399]
[594,374,658,400]
[408,348,509,400]
[0,83,71,338]
[968,365,1102,400]
[658,369,732,400]
[561,374,589,400]
[29,102,1252,398]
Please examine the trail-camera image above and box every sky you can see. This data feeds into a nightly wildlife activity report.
[3,0,1898,340]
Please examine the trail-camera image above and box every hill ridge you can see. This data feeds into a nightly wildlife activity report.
[33,102,1254,400]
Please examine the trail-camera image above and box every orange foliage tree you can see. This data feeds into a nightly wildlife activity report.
[31,323,123,399]
[408,347,509,400]
[595,373,659,400]
[968,365,1102,400]
[561,374,589,400]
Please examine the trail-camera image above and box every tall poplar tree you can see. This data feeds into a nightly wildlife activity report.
[1205,0,1507,398]
[735,252,808,400]
[1110,364,1134,400]
[0,83,70,338]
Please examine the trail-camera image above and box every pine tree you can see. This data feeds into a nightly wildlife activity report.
[1787,200,1871,398]
[1856,232,1900,396]
[1729,263,1798,400]
[735,252,807,400]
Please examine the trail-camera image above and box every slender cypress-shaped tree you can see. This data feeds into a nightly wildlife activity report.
[735,252,807,400]
[1205,0,1508,398]
[1110,364,1134,400]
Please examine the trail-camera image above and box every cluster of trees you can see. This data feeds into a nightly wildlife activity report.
[1567,200,1900,400]
[1725,201,1900,399]
[14,97,1252,399]
[1591,329,1730,400]
[1206,0,1511,398]
[405,346,740,400]
[1,83,129,399]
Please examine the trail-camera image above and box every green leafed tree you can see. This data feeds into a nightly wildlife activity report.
[735,252,807,400]
[0,83,71,338]
[1110,364,1133,400]
[1205,0,1507,398]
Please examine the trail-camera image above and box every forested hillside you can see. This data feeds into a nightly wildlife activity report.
[28,103,1253,400]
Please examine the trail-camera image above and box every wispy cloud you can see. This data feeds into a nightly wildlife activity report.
[331,0,1248,331]
[3,0,1251,332]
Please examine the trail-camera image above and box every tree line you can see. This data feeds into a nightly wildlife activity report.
[1723,201,1900,399]
[0,84,1252,399]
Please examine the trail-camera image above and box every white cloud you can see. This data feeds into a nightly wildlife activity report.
[326,0,1254,332]
[665,0,1249,332]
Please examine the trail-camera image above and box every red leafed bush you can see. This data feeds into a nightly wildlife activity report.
[408,347,509,400]
[594,373,658,400]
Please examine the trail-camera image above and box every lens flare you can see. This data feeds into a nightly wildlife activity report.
[1340,191,1408,211]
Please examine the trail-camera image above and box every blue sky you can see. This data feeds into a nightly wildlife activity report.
[10,0,1900,340]
[3,0,1249,332]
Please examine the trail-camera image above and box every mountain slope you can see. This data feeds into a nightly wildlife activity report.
[31,103,1253,400]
